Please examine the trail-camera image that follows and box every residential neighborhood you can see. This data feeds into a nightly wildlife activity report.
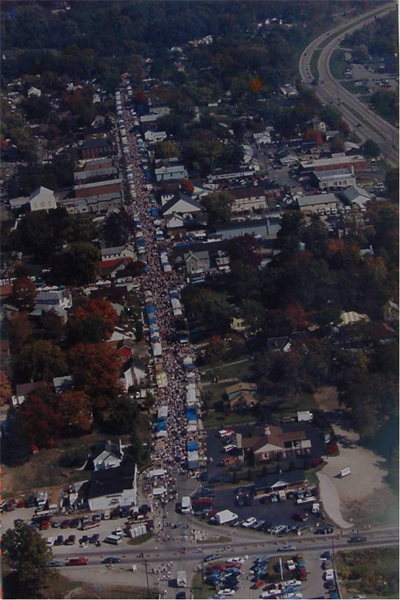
[0,2,398,600]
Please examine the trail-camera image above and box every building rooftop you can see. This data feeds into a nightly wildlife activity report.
[296,193,338,207]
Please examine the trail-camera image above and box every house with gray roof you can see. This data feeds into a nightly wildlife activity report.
[184,250,210,275]
[343,185,371,209]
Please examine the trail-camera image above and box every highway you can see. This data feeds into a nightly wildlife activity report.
[299,2,399,167]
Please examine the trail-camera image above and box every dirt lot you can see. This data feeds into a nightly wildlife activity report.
[2,431,130,500]
[315,386,394,523]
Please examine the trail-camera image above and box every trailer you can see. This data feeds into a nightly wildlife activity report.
[177,571,187,587]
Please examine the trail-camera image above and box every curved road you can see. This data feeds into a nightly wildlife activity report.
[299,2,399,166]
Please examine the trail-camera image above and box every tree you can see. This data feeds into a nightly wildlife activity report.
[68,342,121,410]
[181,179,194,195]
[102,396,139,434]
[10,277,37,311]
[71,299,118,342]
[385,168,399,203]
[361,139,380,158]
[226,235,262,268]
[1,407,31,467]
[16,340,68,383]
[303,128,323,146]
[329,137,345,153]
[19,394,63,448]
[54,242,100,285]
[41,309,64,339]
[276,211,305,252]
[135,320,144,342]
[55,391,93,435]
[0,371,12,406]
[303,219,329,258]
[8,312,33,354]
[201,191,234,225]
[153,140,179,159]
[3,521,53,597]
[102,212,130,247]
[205,335,229,362]
[240,300,265,333]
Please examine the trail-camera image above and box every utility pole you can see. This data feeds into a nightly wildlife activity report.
[144,557,150,596]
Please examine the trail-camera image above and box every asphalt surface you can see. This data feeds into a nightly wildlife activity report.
[299,2,399,166]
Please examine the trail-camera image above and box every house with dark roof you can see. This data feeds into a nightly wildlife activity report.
[87,463,138,511]
[239,424,311,463]
[80,137,116,159]
[161,193,203,217]
[12,381,47,406]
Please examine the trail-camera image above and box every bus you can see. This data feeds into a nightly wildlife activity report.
[104,534,122,545]
[181,496,192,514]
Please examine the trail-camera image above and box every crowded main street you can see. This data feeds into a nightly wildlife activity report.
[118,76,202,508]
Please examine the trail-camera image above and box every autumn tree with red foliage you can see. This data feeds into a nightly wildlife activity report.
[19,394,63,448]
[303,128,323,146]
[0,371,12,406]
[284,303,311,332]
[226,234,262,268]
[181,179,194,195]
[68,342,121,410]
[74,299,118,339]
[55,391,93,435]
[9,312,33,353]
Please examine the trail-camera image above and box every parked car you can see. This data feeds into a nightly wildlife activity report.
[55,535,64,546]
[65,535,76,545]
[48,560,64,567]
[60,520,70,529]
[348,535,367,543]
[70,518,80,528]
[242,517,257,529]
[52,521,61,528]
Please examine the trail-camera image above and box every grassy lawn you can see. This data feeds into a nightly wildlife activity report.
[1,430,131,500]
[192,571,216,599]
[203,411,257,429]
[127,531,153,545]
[44,575,160,599]
[310,48,322,80]
[202,358,255,383]
[330,49,348,80]
[336,547,399,599]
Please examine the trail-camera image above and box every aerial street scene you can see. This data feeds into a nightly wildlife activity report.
[0,1,399,599]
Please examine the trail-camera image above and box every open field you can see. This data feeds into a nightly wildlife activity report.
[315,386,395,525]
[330,48,348,79]
[1,430,130,499]
[336,547,399,599]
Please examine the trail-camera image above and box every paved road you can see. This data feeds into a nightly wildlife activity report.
[299,2,399,166]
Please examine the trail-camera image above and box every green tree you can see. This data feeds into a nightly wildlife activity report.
[16,340,68,382]
[276,211,305,252]
[303,219,329,258]
[201,191,234,225]
[3,521,54,597]
[54,242,100,285]
[361,139,380,158]
[385,168,399,203]
[103,396,139,434]
[102,212,130,247]
[153,140,179,159]
[10,277,37,311]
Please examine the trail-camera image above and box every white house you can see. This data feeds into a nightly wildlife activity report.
[90,439,124,471]
[29,187,57,212]
[28,86,41,98]
[30,288,72,320]
[100,243,136,262]
[87,464,138,511]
